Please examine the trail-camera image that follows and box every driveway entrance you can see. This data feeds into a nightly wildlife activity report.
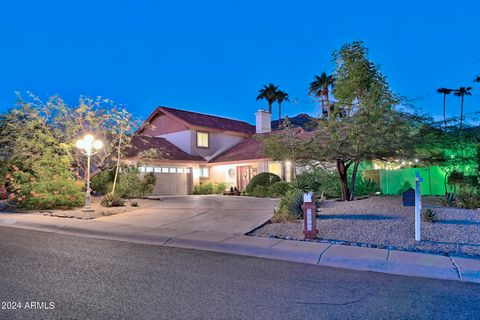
[97,195,277,234]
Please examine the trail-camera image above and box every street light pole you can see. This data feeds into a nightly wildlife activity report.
[85,150,92,211]
[76,134,103,213]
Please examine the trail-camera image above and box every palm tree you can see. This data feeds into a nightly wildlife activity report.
[475,76,480,82]
[256,84,279,114]
[453,87,472,129]
[276,90,289,125]
[309,72,335,117]
[436,88,453,130]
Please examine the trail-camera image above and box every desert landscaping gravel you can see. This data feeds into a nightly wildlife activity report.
[252,196,480,256]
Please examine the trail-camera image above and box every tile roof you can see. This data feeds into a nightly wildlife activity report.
[160,107,255,135]
[209,129,316,163]
[125,135,205,162]
[208,137,263,163]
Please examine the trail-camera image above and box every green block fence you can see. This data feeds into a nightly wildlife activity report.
[378,166,447,196]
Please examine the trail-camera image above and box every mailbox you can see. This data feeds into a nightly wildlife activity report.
[402,188,415,207]
[302,192,317,240]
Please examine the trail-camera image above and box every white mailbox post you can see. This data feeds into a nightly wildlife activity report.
[415,171,423,241]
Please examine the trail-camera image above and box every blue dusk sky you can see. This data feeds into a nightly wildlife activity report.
[0,0,479,124]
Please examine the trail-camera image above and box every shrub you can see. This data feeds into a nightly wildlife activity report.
[278,189,305,219]
[245,173,281,194]
[92,167,156,199]
[214,182,228,194]
[140,173,156,196]
[0,184,6,200]
[455,189,480,209]
[115,168,156,198]
[439,192,457,207]
[101,193,125,207]
[271,206,297,223]
[91,170,114,195]
[193,182,227,195]
[7,170,84,210]
[296,169,341,198]
[421,208,437,223]
[252,185,270,198]
[355,178,380,196]
[268,181,292,197]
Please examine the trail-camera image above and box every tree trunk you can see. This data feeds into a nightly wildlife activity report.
[349,162,359,201]
[336,159,350,201]
[460,94,464,130]
[325,89,331,118]
[443,93,447,131]
[278,102,282,126]
[111,136,122,194]
[268,101,273,114]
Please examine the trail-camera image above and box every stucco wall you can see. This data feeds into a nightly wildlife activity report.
[159,130,192,154]
[189,130,244,160]
[142,113,188,135]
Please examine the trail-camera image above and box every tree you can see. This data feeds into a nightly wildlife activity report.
[453,87,472,130]
[258,118,305,180]
[256,84,279,114]
[261,42,415,201]
[276,90,289,125]
[436,88,453,130]
[309,72,335,117]
[110,108,141,194]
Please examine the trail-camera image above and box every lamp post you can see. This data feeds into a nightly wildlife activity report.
[76,134,103,212]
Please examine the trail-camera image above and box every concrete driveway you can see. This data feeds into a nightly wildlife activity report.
[97,195,277,234]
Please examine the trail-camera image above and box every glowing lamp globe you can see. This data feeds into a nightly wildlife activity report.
[76,140,85,149]
[84,134,94,143]
[93,140,103,150]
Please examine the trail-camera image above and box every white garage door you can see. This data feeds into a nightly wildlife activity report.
[140,167,192,195]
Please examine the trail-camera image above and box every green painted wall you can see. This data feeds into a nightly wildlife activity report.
[379,166,447,196]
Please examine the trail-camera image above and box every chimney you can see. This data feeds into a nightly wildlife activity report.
[255,109,271,134]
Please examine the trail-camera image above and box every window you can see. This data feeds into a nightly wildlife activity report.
[169,168,177,173]
[145,167,154,173]
[196,131,209,148]
[138,167,146,173]
[154,167,162,173]
[161,168,169,173]
[177,168,184,173]
[199,167,209,178]
[185,168,191,174]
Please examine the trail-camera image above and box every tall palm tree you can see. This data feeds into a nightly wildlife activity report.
[308,72,335,117]
[256,84,279,114]
[276,90,289,125]
[436,87,453,130]
[453,87,472,129]
[475,76,480,82]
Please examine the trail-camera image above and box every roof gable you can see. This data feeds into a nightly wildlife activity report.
[125,135,205,162]
[138,106,256,136]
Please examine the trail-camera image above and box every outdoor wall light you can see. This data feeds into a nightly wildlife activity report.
[76,134,103,212]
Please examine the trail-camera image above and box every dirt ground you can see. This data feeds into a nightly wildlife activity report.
[252,196,480,256]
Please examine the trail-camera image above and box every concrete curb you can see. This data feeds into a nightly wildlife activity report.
[2,219,480,283]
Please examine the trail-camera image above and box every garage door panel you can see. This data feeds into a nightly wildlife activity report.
[151,171,191,195]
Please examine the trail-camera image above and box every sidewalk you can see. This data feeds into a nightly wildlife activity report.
[1,214,479,284]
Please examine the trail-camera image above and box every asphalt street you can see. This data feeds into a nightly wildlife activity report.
[0,226,479,320]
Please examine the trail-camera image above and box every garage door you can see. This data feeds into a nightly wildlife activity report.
[140,167,192,195]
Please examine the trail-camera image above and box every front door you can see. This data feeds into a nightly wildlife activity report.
[237,166,252,191]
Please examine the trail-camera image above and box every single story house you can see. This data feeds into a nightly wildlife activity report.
[125,106,299,195]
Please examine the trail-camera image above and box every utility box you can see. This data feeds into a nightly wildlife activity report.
[302,192,317,240]
[402,188,415,207]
